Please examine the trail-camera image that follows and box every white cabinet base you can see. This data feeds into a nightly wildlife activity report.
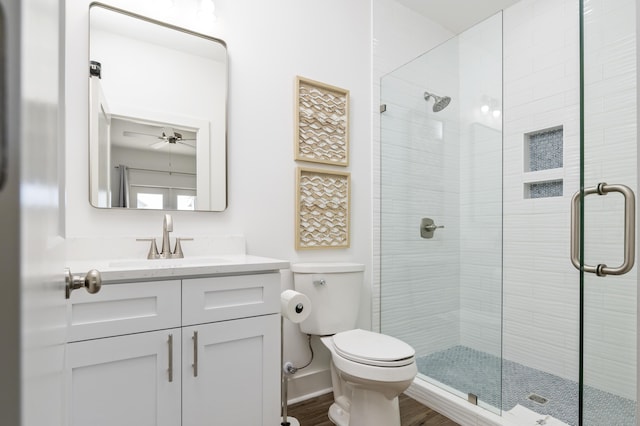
[65,271,284,426]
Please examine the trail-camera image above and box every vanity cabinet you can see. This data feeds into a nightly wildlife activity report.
[65,272,281,426]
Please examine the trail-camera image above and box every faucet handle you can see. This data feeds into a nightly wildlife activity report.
[173,237,193,258]
[136,238,159,259]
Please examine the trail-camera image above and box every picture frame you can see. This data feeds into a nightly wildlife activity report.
[294,76,349,166]
[295,167,351,249]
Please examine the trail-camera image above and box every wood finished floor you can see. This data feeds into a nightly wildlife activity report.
[287,392,460,426]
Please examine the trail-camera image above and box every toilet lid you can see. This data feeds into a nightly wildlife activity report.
[332,329,415,367]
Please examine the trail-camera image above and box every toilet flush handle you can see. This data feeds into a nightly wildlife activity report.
[313,279,326,286]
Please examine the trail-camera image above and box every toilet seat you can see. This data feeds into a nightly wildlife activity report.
[331,329,415,367]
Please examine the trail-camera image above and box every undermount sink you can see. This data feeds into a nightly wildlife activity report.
[108,257,232,269]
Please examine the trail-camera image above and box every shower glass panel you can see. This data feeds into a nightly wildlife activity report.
[582,0,637,424]
[380,13,503,414]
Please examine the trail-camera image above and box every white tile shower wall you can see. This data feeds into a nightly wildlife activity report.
[379,51,462,356]
[372,0,454,335]
[582,0,637,399]
[458,14,503,357]
[503,0,637,400]
[501,0,582,384]
[376,7,503,361]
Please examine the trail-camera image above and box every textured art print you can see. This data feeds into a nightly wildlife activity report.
[295,76,349,166]
[296,167,350,249]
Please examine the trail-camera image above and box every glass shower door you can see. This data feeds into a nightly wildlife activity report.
[380,12,503,414]
[580,0,637,424]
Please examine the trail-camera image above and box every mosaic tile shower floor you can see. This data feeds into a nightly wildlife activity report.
[417,346,636,426]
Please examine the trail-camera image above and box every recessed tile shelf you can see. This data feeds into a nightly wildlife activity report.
[525,179,563,199]
[523,126,563,199]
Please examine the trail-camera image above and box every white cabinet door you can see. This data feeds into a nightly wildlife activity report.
[66,328,181,426]
[182,314,280,426]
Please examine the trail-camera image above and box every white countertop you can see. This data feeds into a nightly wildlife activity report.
[67,254,290,284]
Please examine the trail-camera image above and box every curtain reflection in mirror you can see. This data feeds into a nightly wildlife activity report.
[117,164,130,208]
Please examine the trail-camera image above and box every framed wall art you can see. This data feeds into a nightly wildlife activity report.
[295,167,350,250]
[295,76,349,166]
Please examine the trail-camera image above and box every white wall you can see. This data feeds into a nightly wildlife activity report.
[91,29,224,124]
[65,0,372,400]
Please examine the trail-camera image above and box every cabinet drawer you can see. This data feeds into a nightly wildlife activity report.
[182,273,280,325]
[67,280,181,342]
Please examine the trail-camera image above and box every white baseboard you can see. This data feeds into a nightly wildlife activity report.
[286,367,332,404]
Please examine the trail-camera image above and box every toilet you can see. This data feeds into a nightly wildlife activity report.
[292,263,417,426]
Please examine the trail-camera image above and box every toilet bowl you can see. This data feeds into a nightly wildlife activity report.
[291,263,418,426]
[321,329,417,426]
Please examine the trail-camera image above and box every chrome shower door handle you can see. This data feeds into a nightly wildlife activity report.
[571,183,636,276]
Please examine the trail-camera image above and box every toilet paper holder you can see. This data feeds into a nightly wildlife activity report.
[280,289,312,426]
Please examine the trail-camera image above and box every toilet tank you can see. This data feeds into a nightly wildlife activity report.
[291,262,365,335]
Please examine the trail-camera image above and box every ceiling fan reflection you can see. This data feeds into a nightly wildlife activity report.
[123,127,196,150]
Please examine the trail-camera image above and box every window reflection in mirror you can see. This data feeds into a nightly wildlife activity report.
[89,4,227,211]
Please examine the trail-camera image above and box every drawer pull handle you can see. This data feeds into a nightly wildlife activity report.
[168,334,173,382]
[192,331,198,377]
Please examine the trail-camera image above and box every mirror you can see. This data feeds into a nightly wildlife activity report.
[89,4,227,211]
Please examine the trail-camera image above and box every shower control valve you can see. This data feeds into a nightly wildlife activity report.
[420,217,444,239]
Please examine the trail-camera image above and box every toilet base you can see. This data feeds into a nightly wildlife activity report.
[328,402,349,426]
[327,391,401,426]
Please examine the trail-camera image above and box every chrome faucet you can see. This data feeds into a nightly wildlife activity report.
[137,214,192,259]
[161,214,173,258]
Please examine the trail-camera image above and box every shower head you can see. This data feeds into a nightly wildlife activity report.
[424,91,451,112]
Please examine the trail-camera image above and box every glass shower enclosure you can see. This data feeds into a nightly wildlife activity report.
[379,1,637,425]
[380,11,503,416]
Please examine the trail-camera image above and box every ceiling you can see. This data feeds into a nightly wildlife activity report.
[394,0,521,34]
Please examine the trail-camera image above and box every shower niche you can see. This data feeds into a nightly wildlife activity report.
[523,126,564,199]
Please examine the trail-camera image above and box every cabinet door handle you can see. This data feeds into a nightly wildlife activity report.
[192,331,198,377]
[167,334,173,382]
